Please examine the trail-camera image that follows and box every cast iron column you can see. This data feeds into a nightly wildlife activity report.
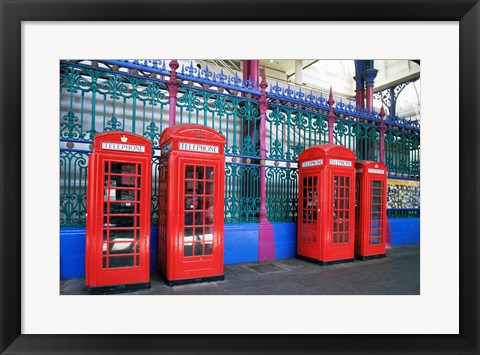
[167,60,181,127]
[363,68,378,113]
[327,87,336,144]
[258,67,275,262]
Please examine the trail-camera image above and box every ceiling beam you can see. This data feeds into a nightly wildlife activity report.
[373,72,420,93]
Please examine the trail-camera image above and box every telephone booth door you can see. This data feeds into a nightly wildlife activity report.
[298,145,356,265]
[298,173,321,260]
[158,124,226,286]
[86,132,152,293]
[354,161,387,260]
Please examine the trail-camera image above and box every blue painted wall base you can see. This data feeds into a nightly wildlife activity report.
[388,218,420,246]
[60,218,420,280]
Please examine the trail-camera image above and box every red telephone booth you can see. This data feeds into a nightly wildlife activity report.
[157,124,226,286]
[297,144,356,265]
[86,132,152,293]
[354,161,387,260]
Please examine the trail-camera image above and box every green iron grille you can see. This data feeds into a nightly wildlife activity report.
[60,63,420,226]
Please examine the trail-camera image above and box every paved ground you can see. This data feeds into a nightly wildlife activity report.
[60,244,419,295]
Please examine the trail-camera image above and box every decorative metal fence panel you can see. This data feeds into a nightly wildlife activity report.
[60,150,89,226]
[60,63,170,144]
[266,105,329,161]
[59,61,420,227]
[176,87,261,157]
[224,163,260,223]
[334,120,380,161]
[265,166,298,222]
[385,130,420,175]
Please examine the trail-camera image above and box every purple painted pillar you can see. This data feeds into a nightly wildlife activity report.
[249,60,259,87]
[379,106,386,164]
[327,87,336,144]
[362,68,378,113]
[167,60,181,127]
[258,67,275,262]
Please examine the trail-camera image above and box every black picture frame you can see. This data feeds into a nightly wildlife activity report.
[1,0,479,354]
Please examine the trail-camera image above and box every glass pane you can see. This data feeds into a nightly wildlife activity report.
[206,181,214,195]
[206,167,214,180]
[184,212,194,225]
[196,166,204,179]
[104,229,135,241]
[372,180,382,187]
[109,240,135,254]
[206,209,214,225]
[345,177,350,187]
[205,243,213,255]
[204,226,213,241]
[194,228,204,239]
[205,197,214,210]
[372,189,382,196]
[119,190,136,201]
[110,216,135,227]
[372,197,381,204]
[185,197,195,210]
[111,162,134,174]
[371,205,381,212]
[105,202,135,214]
[185,180,195,195]
[194,243,204,256]
[194,212,204,225]
[104,179,117,201]
[185,165,194,179]
[184,245,193,257]
[196,197,204,210]
[196,181,204,194]
[184,228,193,257]
[108,255,134,268]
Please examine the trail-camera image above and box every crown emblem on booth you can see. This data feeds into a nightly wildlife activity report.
[375,164,378,168]
[120,135,128,143]
[195,131,206,139]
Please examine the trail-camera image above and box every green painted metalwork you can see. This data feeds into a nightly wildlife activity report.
[176,87,261,157]
[60,62,420,225]
[60,63,169,144]
[265,167,298,222]
[334,119,380,161]
[385,130,420,176]
[60,151,88,226]
[266,105,329,160]
[224,163,260,223]
[151,157,160,225]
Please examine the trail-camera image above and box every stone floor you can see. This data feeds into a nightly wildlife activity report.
[60,244,420,295]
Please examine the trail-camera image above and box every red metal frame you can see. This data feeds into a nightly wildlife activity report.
[297,144,356,264]
[158,124,226,285]
[354,161,387,259]
[86,132,151,289]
